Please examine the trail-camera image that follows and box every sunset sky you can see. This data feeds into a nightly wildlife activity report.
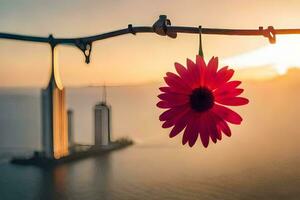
[1,0,300,87]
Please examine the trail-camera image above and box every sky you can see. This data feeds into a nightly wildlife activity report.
[1,0,300,87]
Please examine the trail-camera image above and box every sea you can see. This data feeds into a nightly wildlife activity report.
[1,79,300,200]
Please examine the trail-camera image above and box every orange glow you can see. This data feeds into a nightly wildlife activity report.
[53,88,69,159]
[223,35,300,79]
[3,1,300,86]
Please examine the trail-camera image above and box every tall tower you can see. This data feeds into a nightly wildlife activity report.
[41,46,69,159]
[94,86,111,146]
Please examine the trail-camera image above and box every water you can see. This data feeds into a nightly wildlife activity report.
[0,145,300,200]
[2,74,300,200]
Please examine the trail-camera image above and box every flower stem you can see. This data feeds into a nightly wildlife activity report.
[198,26,204,57]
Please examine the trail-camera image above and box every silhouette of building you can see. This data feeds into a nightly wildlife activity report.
[94,86,111,146]
[67,109,74,148]
[41,48,69,159]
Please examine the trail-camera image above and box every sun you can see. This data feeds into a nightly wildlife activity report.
[222,35,300,75]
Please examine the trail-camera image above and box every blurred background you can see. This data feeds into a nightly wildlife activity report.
[0,0,300,199]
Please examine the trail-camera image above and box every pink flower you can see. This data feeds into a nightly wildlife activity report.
[157,56,249,147]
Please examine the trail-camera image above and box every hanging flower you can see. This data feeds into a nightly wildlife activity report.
[157,56,249,148]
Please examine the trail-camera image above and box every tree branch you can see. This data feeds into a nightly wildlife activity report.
[1,15,300,63]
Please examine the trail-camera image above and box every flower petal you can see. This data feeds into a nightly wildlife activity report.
[159,87,170,93]
[209,112,222,140]
[218,118,231,137]
[174,62,194,87]
[181,116,199,147]
[200,112,217,143]
[207,57,218,75]
[214,88,244,99]
[162,107,190,128]
[169,110,192,138]
[216,97,249,106]
[186,118,199,147]
[198,117,209,148]
[158,93,189,105]
[214,81,241,93]
[216,126,222,140]
[164,73,192,93]
[212,104,243,125]
[205,57,219,89]
[174,62,188,77]
[206,113,219,143]
[156,101,172,108]
[212,67,234,89]
[186,58,200,86]
[169,122,186,138]
[159,86,190,95]
[211,112,231,140]
[196,55,207,86]
[159,105,188,121]
[196,55,207,69]
[210,111,227,139]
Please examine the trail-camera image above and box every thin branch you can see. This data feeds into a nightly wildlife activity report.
[1,26,300,44]
[1,15,300,63]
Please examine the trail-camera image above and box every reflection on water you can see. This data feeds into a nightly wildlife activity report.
[35,154,112,200]
[0,145,300,200]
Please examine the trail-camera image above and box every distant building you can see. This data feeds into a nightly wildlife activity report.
[67,109,74,148]
[41,71,69,159]
[94,86,111,146]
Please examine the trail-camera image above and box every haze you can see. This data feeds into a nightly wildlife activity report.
[2,0,300,86]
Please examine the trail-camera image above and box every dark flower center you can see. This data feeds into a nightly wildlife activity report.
[189,87,214,112]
